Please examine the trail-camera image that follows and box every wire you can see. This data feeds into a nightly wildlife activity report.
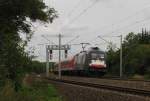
[41,35,56,45]
[61,0,99,31]
[68,1,98,25]
[67,0,85,17]
[118,4,150,23]
[65,35,80,45]
[92,4,150,34]
[97,36,111,44]
[126,19,150,32]
[105,17,150,35]
[87,36,100,45]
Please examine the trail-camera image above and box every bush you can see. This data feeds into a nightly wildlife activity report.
[0,79,62,101]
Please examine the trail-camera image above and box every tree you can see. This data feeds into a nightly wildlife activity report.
[0,0,57,91]
[106,30,150,77]
[106,43,120,75]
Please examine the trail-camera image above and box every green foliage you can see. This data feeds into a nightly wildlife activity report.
[26,61,55,74]
[0,0,57,91]
[0,79,62,101]
[27,61,46,74]
[106,48,120,76]
[106,29,150,77]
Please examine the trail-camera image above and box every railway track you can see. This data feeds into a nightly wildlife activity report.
[46,77,150,97]
[99,76,150,82]
[65,75,150,82]
[49,73,150,82]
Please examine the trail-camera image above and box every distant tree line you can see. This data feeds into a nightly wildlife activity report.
[26,61,55,74]
[106,29,150,78]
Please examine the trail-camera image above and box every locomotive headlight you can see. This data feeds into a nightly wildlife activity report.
[89,63,92,66]
[89,59,106,67]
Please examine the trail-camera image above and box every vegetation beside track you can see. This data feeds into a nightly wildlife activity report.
[0,0,57,92]
[0,75,62,101]
[26,61,55,74]
[107,30,150,78]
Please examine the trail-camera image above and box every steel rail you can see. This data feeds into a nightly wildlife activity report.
[47,78,150,97]
[58,75,150,83]
[97,77,150,83]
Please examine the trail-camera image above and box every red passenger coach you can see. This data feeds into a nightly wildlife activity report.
[61,57,75,70]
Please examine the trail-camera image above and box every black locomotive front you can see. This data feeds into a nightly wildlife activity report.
[74,47,107,76]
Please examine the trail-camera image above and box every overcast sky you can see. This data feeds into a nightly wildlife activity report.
[28,0,150,61]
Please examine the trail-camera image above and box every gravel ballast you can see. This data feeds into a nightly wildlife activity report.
[49,80,150,101]
[50,75,150,91]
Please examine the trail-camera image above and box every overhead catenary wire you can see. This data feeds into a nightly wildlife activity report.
[68,1,99,25]
[69,4,150,39]
[55,1,100,46]
[60,1,150,43]
[44,4,150,44]
[65,35,80,45]
[41,35,57,45]
[97,36,111,44]
[91,13,150,38]
[125,19,150,32]
[67,0,85,17]
[91,3,150,35]
[104,17,150,36]
[116,4,150,24]
[61,0,100,31]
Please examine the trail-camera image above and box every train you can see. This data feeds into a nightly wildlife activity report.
[54,47,107,76]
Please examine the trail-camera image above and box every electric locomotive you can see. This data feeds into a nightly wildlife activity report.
[54,47,107,76]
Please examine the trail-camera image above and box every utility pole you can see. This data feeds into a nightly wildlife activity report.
[50,62,53,72]
[58,34,61,79]
[46,45,49,77]
[97,35,123,78]
[43,34,71,79]
[80,43,90,51]
[120,35,123,78]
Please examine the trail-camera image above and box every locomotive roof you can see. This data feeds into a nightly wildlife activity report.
[56,47,104,63]
[87,47,104,53]
[74,47,105,56]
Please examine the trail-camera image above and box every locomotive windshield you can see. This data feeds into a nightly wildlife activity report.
[90,52,106,68]
[91,53,105,60]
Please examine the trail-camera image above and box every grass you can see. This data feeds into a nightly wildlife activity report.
[144,74,150,80]
[0,77,63,101]
[131,74,150,80]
